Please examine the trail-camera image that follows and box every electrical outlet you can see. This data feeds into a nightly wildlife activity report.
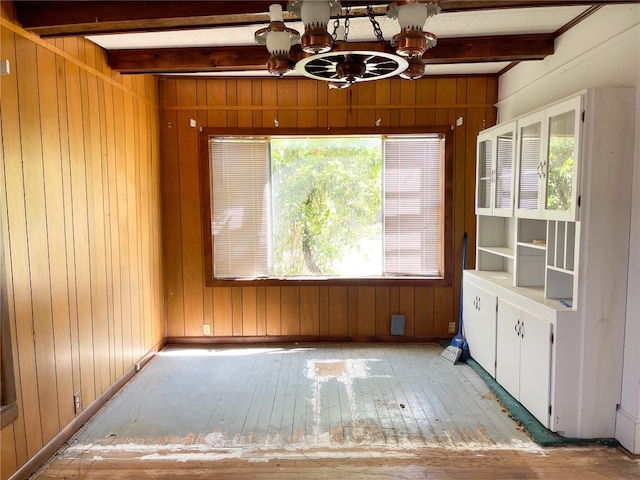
[448,322,456,334]
[203,324,211,335]
[73,392,81,414]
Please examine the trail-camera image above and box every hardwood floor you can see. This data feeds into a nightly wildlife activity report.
[35,446,639,479]
[32,344,640,479]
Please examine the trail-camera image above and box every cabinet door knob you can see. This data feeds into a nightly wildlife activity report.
[515,319,521,336]
[520,321,525,338]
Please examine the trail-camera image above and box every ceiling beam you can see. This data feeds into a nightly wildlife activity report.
[108,34,554,74]
[420,34,554,64]
[16,1,635,37]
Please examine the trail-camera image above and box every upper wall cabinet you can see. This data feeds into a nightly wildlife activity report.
[515,96,583,221]
[476,122,517,217]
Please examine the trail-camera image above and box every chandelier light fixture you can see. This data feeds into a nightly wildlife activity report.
[255,0,441,86]
[386,0,440,57]
[288,0,342,54]
[254,4,301,76]
[400,55,427,80]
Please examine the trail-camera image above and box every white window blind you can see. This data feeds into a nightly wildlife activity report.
[210,137,271,278]
[383,135,443,276]
[495,133,513,210]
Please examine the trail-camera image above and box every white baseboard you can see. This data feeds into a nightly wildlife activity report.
[616,407,640,454]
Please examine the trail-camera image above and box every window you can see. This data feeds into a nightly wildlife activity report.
[200,127,453,286]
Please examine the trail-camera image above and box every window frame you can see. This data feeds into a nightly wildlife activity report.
[199,126,454,287]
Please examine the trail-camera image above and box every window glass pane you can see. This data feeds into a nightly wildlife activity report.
[211,137,271,278]
[271,137,383,276]
[546,110,575,211]
[477,139,492,210]
[384,135,443,276]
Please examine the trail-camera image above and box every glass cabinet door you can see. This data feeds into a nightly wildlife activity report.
[494,128,515,216]
[476,135,493,214]
[543,97,582,221]
[515,112,544,218]
[476,122,516,217]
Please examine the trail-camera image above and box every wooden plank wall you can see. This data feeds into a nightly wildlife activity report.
[0,10,164,479]
[160,75,497,340]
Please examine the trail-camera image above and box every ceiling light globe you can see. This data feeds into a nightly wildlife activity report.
[397,2,429,31]
[288,0,341,54]
[255,4,301,76]
[300,0,331,27]
[266,30,293,54]
[269,3,285,22]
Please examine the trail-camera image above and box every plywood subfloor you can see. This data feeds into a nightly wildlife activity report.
[33,344,640,479]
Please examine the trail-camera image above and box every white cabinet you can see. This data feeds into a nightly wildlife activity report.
[545,220,577,302]
[467,87,635,438]
[495,299,552,428]
[515,218,547,290]
[462,281,497,377]
[476,215,514,278]
[515,96,582,221]
[474,122,517,287]
[476,122,516,217]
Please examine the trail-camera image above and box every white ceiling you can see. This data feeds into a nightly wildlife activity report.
[87,5,591,77]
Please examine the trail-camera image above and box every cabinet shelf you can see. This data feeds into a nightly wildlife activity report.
[546,265,575,275]
[517,241,546,251]
[545,267,574,301]
[478,246,514,258]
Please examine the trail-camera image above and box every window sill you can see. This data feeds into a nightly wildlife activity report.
[207,276,450,288]
[1,402,18,430]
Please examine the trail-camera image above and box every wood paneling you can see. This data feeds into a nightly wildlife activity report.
[0,16,164,480]
[160,75,496,342]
